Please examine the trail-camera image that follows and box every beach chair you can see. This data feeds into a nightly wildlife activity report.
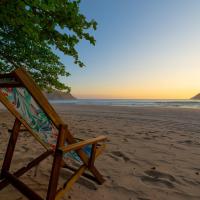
[0,68,107,200]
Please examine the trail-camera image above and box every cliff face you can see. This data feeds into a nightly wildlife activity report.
[191,93,200,100]
[44,91,76,100]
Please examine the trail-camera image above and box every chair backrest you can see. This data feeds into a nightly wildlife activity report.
[0,68,63,150]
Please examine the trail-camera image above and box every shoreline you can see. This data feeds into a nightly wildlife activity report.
[52,103,200,113]
[1,99,200,111]
[49,99,200,110]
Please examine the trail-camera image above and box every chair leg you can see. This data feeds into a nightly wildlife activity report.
[46,125,66,200]
[88,143,105,184]
[68,149,105,185]
[77,146,105,185]
[89,166,105,184]
[0,118,21,179]
[55,164,87,200]
[46,149,63,200]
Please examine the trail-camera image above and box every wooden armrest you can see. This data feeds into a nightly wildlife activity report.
[60,135,107,153]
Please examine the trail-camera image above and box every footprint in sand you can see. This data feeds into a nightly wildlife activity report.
[110,151,130,162]
[1,123,8,129]
[140,169,176,189]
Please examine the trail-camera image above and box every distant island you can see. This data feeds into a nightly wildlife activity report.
[191,93,200,100]
[44,90,76,100]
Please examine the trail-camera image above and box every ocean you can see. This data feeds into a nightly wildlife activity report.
[50,99,200,109]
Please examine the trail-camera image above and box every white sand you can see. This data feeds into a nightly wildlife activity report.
[0,105,200,200]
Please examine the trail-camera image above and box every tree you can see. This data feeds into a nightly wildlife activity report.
[0,0,97,91]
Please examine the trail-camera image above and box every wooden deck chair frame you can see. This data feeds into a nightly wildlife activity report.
[0,68,107,200]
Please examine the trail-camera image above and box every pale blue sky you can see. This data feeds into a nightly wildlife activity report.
[58,0,200,99]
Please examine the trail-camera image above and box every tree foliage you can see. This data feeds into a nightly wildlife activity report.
[0,0,97,91]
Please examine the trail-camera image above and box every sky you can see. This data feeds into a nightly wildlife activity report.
[58,0,200,99]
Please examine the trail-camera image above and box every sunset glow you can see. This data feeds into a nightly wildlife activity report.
[59,0,200,99]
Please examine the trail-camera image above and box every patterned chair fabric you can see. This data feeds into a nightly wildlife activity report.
[0,87,91,162]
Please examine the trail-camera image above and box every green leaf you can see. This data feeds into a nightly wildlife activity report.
[0,0,97,91]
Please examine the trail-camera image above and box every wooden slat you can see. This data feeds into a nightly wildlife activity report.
[46,125,66,200]
[94,144,106,158]
[61,164,98,183]
[55,165,87,200]
[89,166,105,184]
[8,128,28,133]
[0,150,53,190]
[0,82,23,87]
[14,68,63,129]
[0,72,22,87]
[89,143,97,168]
[60,135,107,153]
[3,171,43,200]
[1,118,21,178]
[0,72,15,78]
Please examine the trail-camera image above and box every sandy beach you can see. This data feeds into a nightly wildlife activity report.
[0,104,200,200]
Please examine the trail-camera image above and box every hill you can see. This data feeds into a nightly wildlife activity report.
[191,93,200,100]
[44,90,76,100]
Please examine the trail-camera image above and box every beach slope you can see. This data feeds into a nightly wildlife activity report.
[0,105,200,200]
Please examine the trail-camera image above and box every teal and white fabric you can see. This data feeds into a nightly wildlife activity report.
[0,88,91,162]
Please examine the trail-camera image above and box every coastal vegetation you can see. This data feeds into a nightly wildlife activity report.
[0,0,97,92]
